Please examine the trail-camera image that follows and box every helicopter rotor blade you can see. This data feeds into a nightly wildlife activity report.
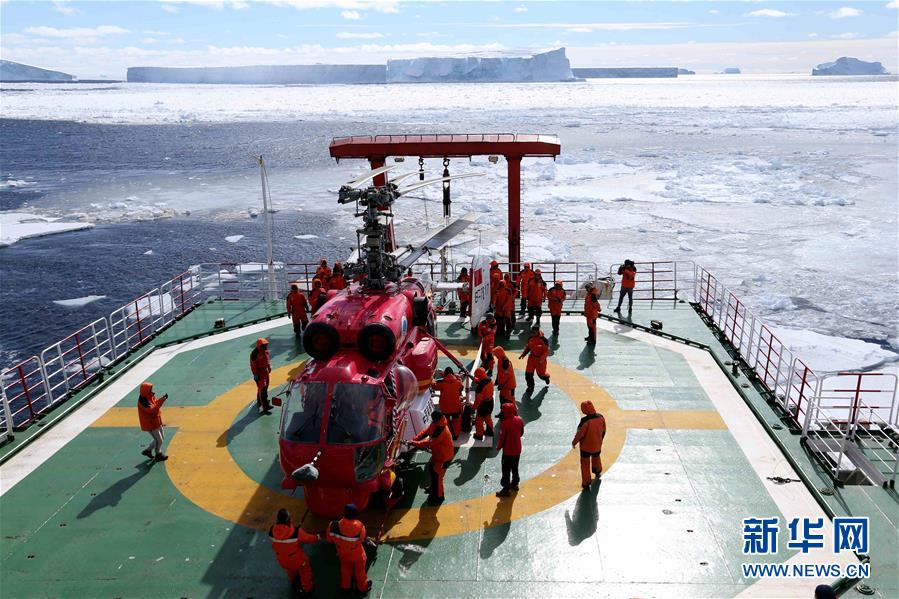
[346,165,397,188]
[396,172,484,197]
[397,212,478,269]
[387,170,427,186]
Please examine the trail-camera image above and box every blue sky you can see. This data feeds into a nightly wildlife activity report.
[1,1,897,78]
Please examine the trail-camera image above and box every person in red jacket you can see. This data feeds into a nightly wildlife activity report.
[325,503,372,594]
[285,283,309,337]
[471,367,495,441]
[493,346,516,404]
[489,260,503,309]
[495,402,524,497]
[411,410,455,503]
[309,278,326,313]
[314,259,331,289]
[526,269,547,327]
[547,281,567,336]
[329,262,347,291]
[583,282,601,344]
[516,262,534,315]
[477,313,497,376]
[493,279,514,338]
[269,508,319,594]
[431,367,464,439]
[137,381,169,461]
[519,325,550,390]
[614,259,637,315]
[571,400,607,490]
[250,338,272,414]
[456,267,471,318]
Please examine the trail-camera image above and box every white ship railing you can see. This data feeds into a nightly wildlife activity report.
[41,318,115,408]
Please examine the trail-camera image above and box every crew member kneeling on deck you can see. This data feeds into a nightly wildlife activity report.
[411,410,455,503]
[285,283,310,336]
[137,382,169,462]
[519,325,550,390]
[326,504,372,594]
[432,367,464,439]
[472,367,495,441]
[572,400,606,490]
[269,508,319,594]
[250,338,272,414]
[584,282,600,344]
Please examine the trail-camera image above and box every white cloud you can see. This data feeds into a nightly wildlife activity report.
[708,9,719,15]
[566,27,592,33]
[341,10,361,19]
[336,31,383,39]
[268,1,399,13]
[888,1,899,9]
[161,5,179,12]
[160,0,248,9]
[142,37,160,44]
[169,37,186,44]
[143,30,170,36]
[827,7,862,18]
[744,9,794,18]
[23,26,130,41]
[808,32,819,38]
[834,32,860,39]
[514,5,527,12]
[459,21,696,31]
[52,1,81,16]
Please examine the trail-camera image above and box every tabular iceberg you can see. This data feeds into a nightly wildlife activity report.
[127,64,386,84]
[0,60,73,82]
[386,48,574,83]
[812,57,889,76]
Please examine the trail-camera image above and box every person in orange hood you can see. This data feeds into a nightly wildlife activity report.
[137,381,169,461]
[519,325,550,390]
[431,367,464,439]
[583,282,601,344]
[571,400,606,489]
[250,338,272,414]
[456,267,471,318]
[516,262,534,316]
[329,262,347,291]
[493,346,517,404]
[315,259,331,289]
[547,281,567,335]
[269,508,319,594]
[477,313,497,377]
[493,280,514,337]
[526,269,547,327]
[285,283,309,337]
[495,402,524,497]
[325,503,372,594]
[489,260,503,309]
[309,278,326,313]
[411,410,455,503]
[471,367,495,441]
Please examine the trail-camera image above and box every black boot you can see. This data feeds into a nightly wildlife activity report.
[525,371,535,390]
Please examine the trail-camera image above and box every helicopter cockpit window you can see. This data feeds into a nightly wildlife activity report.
[282,382,326,443]
[326,383,385,445]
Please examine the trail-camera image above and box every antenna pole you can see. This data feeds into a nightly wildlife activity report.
[256,155,277,301]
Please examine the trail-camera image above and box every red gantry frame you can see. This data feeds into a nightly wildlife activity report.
[329,134,562,271]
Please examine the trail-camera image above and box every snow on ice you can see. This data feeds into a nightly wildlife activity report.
[52,295,107,308]
[224,235,244,243]
[0,212,94,247]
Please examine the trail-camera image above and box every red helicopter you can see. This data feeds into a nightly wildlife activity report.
[274,164,481,518]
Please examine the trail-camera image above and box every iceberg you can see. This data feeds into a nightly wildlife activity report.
[812,57,889,76]
[386,48,574,83]
[127,64,386,84]
[53,295,107,309]
[0,212,93,247]
[721,67,741,74]
[572,67,678,78]
[0,60,74,82]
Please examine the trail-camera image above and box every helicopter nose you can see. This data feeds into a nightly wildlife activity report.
[291,463,320,483]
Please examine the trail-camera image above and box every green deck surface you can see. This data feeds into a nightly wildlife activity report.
[1,301,895,598]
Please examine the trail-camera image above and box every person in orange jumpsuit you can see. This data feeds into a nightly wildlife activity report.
[137,381,169,461]
[314,259,331,289]
[432,367,464,439]
[250,338,272,414]
[285,283,310,337]
[326,503,372,594]
[526,269,547,327]
[411,410,455,502]
[493,346,517,404]
[516,262,534,315]
[329,262,347,291]
[471,367,495,441]
[309,278,325,313]
[456,267,471,317]
[477,313,497,376]
[571,400,607,489]
[495,402,525,497]
[583,282,601,344]
[493,279,514,338]
[614,259,637,315]
[488,260,503,309]
[519,325,550,390]
[547,281,567,335]
[269,508,319,594]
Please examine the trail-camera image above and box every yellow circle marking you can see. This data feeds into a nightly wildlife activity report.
[92,352,725,541]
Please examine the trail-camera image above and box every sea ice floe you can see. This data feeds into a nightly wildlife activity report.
[52,295,107,308]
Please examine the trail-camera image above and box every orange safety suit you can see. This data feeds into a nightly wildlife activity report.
[472,372,495,438]
[572,400,607,486]
[516,265,534,312]
[432,373,464,438]
[493,347,517,403]
[494,283,514,337]
[315,262,332,288]
[137,382,166,431]
[489,266,503,307]
[269,522,318,591]
[620,267,636,289]
[477,319,497,374]
[285,289,309,333]
[330,271,347,291]
[584,288,600,342]
[526,277,547,309]
[250,339,272,410]
[457,272,470,303]
[411,416,455,498]
[326,517,370,592]
[520,332,550,389]
[547,285,567,316]
[309,279,325,313]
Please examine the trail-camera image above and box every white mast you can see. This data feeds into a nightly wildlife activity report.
[255,155,277,301]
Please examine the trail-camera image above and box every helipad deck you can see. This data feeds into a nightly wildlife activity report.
[0,303,893,598]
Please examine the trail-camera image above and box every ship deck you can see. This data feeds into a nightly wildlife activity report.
[1,301,896,598]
